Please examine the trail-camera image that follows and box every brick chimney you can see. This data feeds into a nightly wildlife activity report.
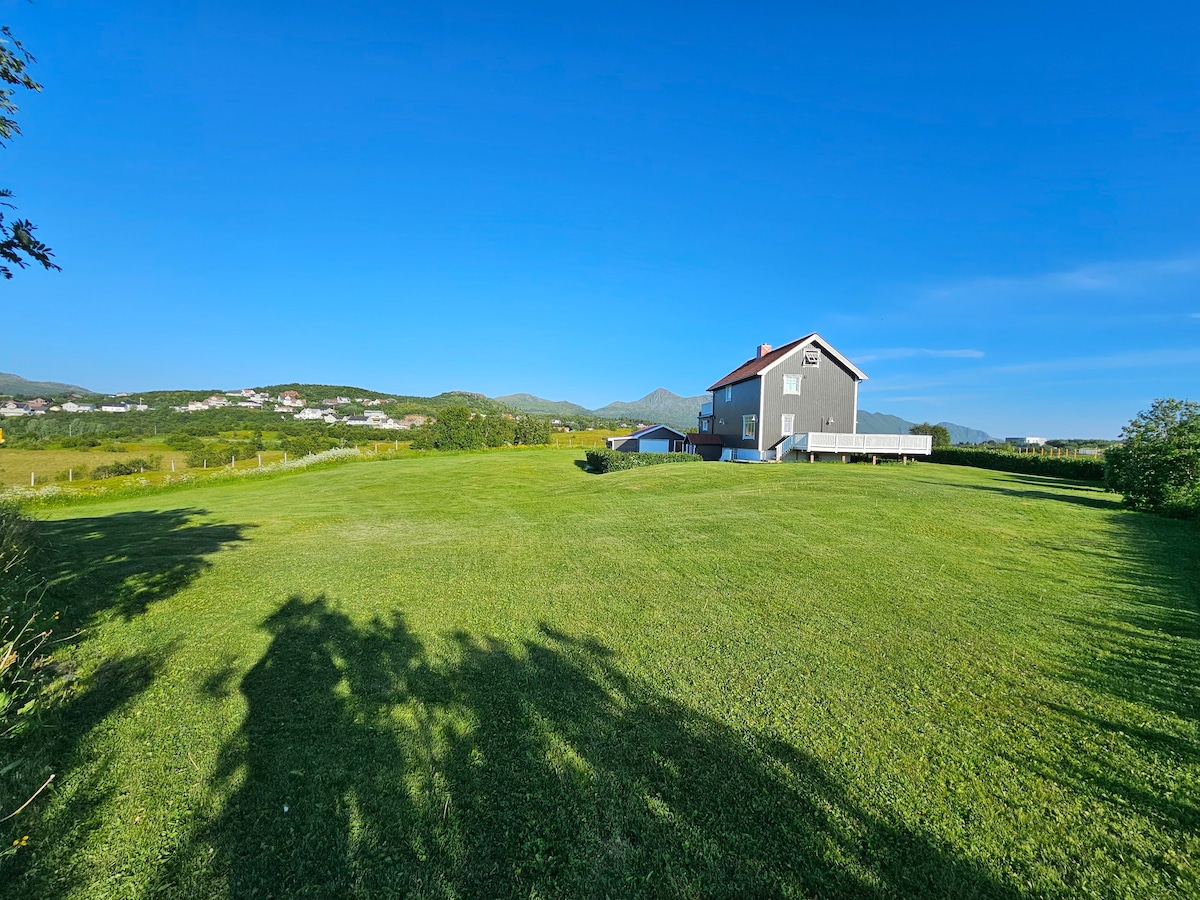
[756,343,772,358]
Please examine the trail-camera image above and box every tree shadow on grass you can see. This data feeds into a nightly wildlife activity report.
[147,594,1023,899]
[4,650,172,895]
[985,472,1108,493]
[1000,510,1199,886]
[915,478,1121,512]
[2,509,251,890]
[35,508,251,626]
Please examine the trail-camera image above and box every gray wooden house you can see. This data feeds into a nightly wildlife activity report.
[692,334,931,462]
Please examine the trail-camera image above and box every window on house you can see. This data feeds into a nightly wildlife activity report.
[782,414,795,436]
[742,415,756,440]
[802,348,820,367]
[700,419,710,432]
[783,374,800,394]
[724,385,732,402]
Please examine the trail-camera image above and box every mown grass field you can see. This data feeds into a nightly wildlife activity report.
[4,450,1197,898]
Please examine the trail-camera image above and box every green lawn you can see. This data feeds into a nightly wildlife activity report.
[4,450,1197,898]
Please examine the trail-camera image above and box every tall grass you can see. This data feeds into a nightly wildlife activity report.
[0,506,57,858]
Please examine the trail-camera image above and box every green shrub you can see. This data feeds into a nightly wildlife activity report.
[410,407,550,451]
[90,456,162,480]
[164,434,205,452]
[928,447,1105,481]
[585,448,702,473]
[279,433,341,457]
[1105,398,1200,518]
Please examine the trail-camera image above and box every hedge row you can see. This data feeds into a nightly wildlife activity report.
[585,448,702,473]
[90,456,163,480]
[929,447,1105,481]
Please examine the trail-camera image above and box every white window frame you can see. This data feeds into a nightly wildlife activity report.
[724,385,732,402]
[783,373,800,394]
[782,413,795,436]
[742,414,756,440]
[802,348,820,367]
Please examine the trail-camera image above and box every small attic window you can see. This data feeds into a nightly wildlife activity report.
[802,348,820,367]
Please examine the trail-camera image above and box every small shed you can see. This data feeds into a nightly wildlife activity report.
[606,424,687,454]
[684,432,724,461]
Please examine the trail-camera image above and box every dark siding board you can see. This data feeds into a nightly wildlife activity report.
[761,345,859,446]
[637,426,684,442]
[712,379,761,450]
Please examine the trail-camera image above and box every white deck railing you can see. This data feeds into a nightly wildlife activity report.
[779,432,932,458]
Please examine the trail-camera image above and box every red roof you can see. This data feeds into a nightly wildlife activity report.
[707,333,867,391]
[707,334,817,391]
[686,433,723,445]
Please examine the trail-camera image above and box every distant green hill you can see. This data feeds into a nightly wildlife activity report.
[593,389,709,429]
[857,410,993,445]
[497,389,705,429]
[855,410,914,435]
[0,372,93,397]
[495,393,593,417]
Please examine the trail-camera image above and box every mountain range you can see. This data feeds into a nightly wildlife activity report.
[499,389,994,444]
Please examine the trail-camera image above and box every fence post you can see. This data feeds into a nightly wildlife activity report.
[30,472,35,486]
[69,468,73,482]
[258,454,262,466]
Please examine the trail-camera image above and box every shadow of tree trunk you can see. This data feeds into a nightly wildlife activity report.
[141,596,1022,899]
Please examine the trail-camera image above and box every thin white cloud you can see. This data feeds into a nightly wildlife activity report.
[927,254,1200,302]
[988,346,1200,376]
[863,380,952,392]
[856,347,984,362]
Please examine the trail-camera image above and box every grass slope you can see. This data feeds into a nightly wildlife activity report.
[5,452,1196,898]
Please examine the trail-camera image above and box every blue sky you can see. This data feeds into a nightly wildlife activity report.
[3,1,1197,437]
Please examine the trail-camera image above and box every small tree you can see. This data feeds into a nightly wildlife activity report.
[910,422,951,448]
[1105,398,1200,516]
[1,26,57,279]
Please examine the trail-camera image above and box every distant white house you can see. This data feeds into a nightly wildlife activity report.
[61,401,95,413]
[100,402,130,413]
[1006,436,1048,446]
[0,401,32,417]
[293,407,329,421]
[345,411,399,428]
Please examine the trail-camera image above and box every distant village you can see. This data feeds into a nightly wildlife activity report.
[0,389,428,430]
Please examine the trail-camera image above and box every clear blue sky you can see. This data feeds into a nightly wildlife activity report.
[4,1,1198,437]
